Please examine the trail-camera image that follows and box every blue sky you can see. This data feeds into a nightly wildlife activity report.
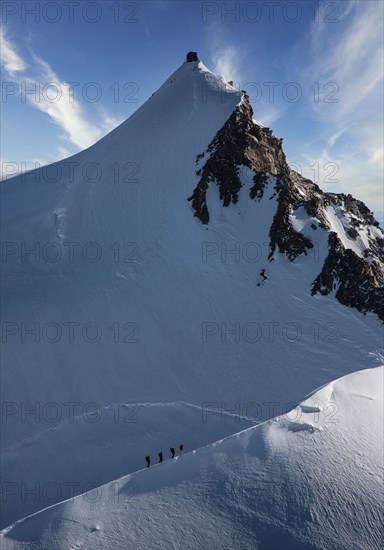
[1,0,383,221]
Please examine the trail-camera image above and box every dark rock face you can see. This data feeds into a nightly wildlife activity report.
[186,52,198,62]
[268,177,314,261]
[312,233,384,319]
[187,94,384,321]
[249,172,268,201]
[282,171,384,320]
[188,95,287,224]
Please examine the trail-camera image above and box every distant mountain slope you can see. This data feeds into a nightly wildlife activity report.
[2,366,383,550]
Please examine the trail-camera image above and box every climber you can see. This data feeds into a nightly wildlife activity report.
[170,447,175,459]
[145,455,150,468]
[158,451,163,463]
[179,444,184,455]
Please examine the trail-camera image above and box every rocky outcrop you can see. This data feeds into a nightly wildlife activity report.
[188,95,315,260]
[188,94,288,224]
[188,93,384,321]
[312,233,384,319]
[268,176,314,261]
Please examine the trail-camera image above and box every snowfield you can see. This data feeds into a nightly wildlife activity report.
[2,366,383,549]
[1,56,383,547]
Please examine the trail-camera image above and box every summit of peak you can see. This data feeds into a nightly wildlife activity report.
[151,55,241,104]
[186,51,199,62]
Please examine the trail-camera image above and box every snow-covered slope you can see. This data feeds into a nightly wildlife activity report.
[1,55,383,529]
[2,366,383,550]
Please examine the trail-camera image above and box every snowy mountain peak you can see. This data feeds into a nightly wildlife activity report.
[151,55,240,103]
[1,56,383,533]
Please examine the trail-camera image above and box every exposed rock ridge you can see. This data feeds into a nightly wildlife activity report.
[188,94,287,224]
[312,233,384,319]
[188,94,384,320]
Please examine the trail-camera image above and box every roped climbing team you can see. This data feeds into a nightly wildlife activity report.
[145,444,183,468]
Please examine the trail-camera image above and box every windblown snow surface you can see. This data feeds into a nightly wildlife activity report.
[1,367,383,550]
[1,58,383,546]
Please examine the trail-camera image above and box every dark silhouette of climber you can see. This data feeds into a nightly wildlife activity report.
[158,451,163,463]
[179,444,184,455]
[170,447,175,459]
[145,455,150,468]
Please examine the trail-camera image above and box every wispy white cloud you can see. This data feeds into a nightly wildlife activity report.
[205,18,245,84]
[24,53,104,150]
[56,146,72,159]
[206,26,286,125]
[211,46,240,82]
[1,27,122,156]
[294,0,383,216]
[252,105,282,127]
[308,1,383,155]
[0,27,26,75]
[97,106,125,134]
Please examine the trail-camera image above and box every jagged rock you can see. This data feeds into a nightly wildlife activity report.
[347,227,359,239]
[188,95,287,224]
[187,93,384,321]
[249,172,268,201]
[312,233,384,319]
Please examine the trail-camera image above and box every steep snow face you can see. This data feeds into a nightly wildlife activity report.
[2,367,383,550]
[1,60,241,247]
[1,58,383,527]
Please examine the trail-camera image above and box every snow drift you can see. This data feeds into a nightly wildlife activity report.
[2,366,383,549]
